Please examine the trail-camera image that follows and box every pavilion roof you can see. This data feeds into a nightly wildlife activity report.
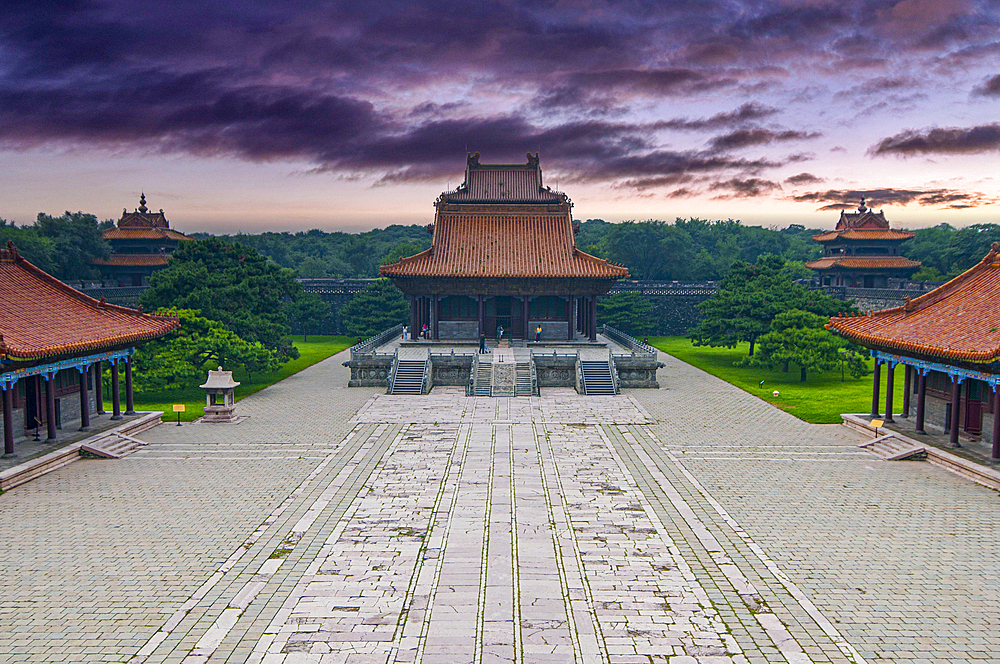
[812,229,915,242]
[102,227,192,241]
[380,211,628,279]
[439,152,566,204]
[827,243,1000,364]
[804,256,921,271]
[0,242,178,362]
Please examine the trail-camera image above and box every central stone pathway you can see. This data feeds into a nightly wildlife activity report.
[122,388,864,664]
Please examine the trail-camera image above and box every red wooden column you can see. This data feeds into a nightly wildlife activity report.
[410,295,418,340]
[93,361,105,414]
[869,361,881,419]
[566,296,573,341]
[78,368,90,431]
[125,357,135,415]
[2,382,14,458]
[478,295,484,338]
[992,387,1000,459]
[432,296,439,340]
[915,371,928,434]
[590,295,597,341]
[949,377,961,447]
[45,373,57,441]
[111,361,122,420]
[522,297,530,339]
[901,365,912,418]
[884,362,895,423]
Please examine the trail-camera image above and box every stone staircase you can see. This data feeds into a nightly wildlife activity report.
[388,359,427,395]
[857,434,926,460]
[515,360,534,396]
[580,360,617,395]
[472,355,492,396]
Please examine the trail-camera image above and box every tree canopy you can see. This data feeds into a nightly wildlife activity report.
[688,256,853,356]
[0,212,110,280]
[141,238,301,360]
[338,278,409,338]
[738,309,869,382]
[130,308,280,391]
[597,292,655,336]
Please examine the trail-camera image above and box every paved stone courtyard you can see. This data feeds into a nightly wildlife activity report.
[1,350,998,663]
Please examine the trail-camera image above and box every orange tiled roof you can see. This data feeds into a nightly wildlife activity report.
[103,227,191,241]
[380,211,628,279]
[92,254,170,267]
[440,152,565,204]
[813,229,915,242]
[827,243,1000,363]
[0,243,178,361]
[805,256,921,270]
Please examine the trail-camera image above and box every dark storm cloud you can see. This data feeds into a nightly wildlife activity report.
[660,103,779,131]
[792,188,995,210]
[708,128,821,152]
[1,0,999,195]
[710,177,782,198]
[973,74,1000,97]
[784,173,823,186]
[870,124,1000,156]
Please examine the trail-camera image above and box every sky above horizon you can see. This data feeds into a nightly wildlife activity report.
[2,0,999,234]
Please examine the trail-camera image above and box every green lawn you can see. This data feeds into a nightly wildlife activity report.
[114,335,354,422]
[648,336,905,424]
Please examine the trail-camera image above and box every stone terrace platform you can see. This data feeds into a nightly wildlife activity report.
[347,328,663,392]
[1,348,999,663]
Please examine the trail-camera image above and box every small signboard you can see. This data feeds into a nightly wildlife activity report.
[172,404,185,412]
[870,419,884,428]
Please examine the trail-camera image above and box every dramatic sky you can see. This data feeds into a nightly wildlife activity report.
[2,0,999,233]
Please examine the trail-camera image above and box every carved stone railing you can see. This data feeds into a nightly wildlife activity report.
[602,325,657,359]
[350,324,403,361]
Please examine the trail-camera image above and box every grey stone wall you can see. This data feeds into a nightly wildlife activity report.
[533,357,577,387]
[611,356,662,388]
[346,357,393,387]
[438,321,479,340]
[430,357,472,386]
[528,321,571,341]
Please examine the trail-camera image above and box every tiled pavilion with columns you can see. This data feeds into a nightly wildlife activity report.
[381,152,628,342]
[828,242,1000,457]
[0,242,178,457]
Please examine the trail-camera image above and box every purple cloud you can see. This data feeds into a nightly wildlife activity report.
[792,188,996,210]
[973,74,1000,97]
[870,124,1000,156]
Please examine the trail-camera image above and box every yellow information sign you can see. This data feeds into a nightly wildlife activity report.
[172,404,186,412]
[870,419,884,428]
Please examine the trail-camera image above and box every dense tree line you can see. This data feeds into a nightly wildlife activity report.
[4,211,997,285]
[0,212,112,280]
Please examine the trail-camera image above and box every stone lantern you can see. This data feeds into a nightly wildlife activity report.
[200,366,240,422]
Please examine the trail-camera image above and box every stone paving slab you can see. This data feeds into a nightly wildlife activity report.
[3,345,1000,664]
[631,352,1000,664]
[353,388,653,425]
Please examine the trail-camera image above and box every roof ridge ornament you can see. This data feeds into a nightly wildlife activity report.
[138,192,148,214]
[858,196,867,213]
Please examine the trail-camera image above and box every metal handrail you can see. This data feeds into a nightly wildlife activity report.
[386,348,399,394]
[351,323,404,361]
[602,325,656,358]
